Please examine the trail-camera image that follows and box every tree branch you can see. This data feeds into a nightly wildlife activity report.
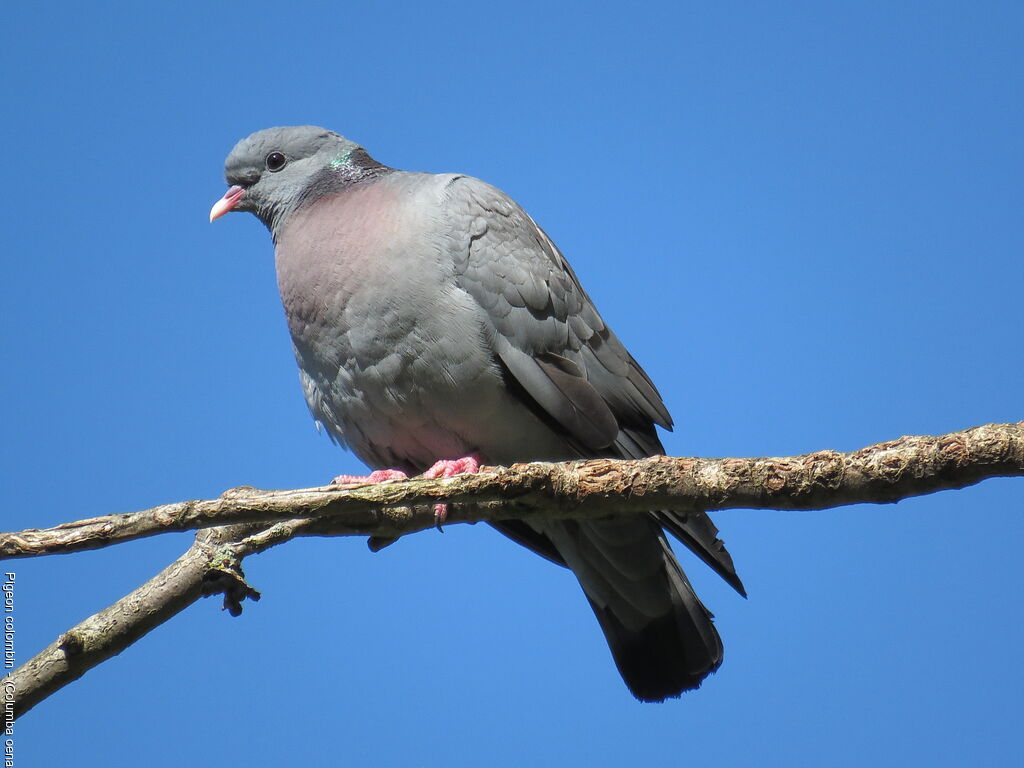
[4,512,413,721]
[4,422,1021,561]
[4,421,1021,720]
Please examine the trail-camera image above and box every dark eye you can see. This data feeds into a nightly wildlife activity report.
[265,152,287,172]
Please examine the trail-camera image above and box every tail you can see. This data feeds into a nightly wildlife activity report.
[537,517,723,701]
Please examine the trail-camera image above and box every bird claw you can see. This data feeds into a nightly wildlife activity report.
[422,454,482,531]
[421,455,481,479]
[331,468,409,486]
[330,470,411,551]
[331,457,481,532]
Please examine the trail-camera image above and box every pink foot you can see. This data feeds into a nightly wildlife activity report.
[420,454,483,529]
[422,455,482,480]
[330,468,411,554]
[331,468,409,486]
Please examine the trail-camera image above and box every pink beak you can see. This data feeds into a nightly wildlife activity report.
[209,185,246,222]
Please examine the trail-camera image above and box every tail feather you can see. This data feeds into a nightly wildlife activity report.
[535,518,723,701]
[658,509,747,598]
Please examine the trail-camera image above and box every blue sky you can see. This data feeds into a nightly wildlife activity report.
[4,1,1022,765]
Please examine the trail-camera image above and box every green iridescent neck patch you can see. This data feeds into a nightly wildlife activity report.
[329,149,353,169]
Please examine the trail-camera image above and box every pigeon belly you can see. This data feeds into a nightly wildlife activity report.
[274,175,569,471]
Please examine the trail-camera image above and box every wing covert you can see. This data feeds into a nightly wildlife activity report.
[444,176,672,451]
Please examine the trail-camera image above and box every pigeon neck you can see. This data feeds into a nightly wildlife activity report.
[324,146,393,183]
[265,149,393,238]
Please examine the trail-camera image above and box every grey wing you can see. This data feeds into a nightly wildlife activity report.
[443,176,744,596]
[445,175,671,455]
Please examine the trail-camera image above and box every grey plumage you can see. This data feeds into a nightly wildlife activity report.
[212,126,744,701]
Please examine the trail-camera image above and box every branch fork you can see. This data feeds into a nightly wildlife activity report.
[3,422,1021,720]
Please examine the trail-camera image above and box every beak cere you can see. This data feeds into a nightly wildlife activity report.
[209,185,246,222]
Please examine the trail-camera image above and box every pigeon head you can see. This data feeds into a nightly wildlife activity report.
[209,125,388,231]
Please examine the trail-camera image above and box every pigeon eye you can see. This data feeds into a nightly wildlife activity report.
[265,152,288,172]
